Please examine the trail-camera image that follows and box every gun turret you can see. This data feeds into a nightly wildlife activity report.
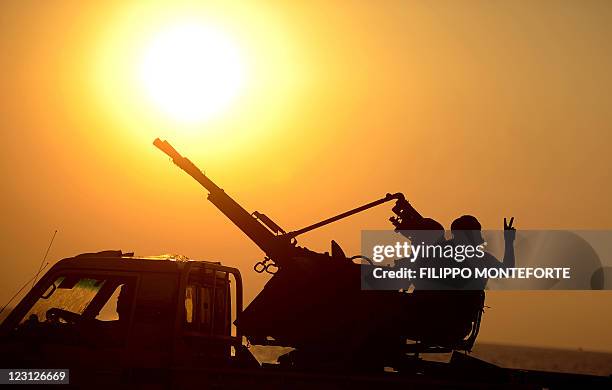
[154,139,485,368]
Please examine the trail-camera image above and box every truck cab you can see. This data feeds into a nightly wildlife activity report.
[0,250,249,384]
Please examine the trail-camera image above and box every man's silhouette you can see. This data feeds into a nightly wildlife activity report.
[394,217,447,290]
[388,211,515,348]
[449,215,516,289]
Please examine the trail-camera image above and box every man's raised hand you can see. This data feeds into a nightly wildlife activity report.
[504,217,516,241]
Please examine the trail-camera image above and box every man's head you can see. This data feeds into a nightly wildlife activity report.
[411,217,445,244]
[451,215,484,245]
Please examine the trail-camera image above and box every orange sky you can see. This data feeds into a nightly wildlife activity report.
[1,0,611,351]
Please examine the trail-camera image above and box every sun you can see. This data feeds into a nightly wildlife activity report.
[138,22,246,123]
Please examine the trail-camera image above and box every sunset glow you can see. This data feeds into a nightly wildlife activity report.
[138,23,246,123]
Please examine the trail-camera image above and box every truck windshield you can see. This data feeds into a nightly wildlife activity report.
[20,276,106,324]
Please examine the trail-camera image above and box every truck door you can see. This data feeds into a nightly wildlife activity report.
[124,271,178,371]
[175,265,240,368]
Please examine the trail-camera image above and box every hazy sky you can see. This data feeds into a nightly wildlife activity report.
[1,1,611,351]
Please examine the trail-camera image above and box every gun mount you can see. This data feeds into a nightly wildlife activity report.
[154,138,484,370]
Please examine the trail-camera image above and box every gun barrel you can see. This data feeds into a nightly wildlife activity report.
[153,138,180,160]
[154,138,221,193]
[154,138,285,262]
[287,193,404,239]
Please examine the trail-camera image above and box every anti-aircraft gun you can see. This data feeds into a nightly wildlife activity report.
[153,138,484,370]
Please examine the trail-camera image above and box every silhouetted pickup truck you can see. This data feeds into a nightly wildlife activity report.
[0,251,254,388]
[1,251,609,389]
